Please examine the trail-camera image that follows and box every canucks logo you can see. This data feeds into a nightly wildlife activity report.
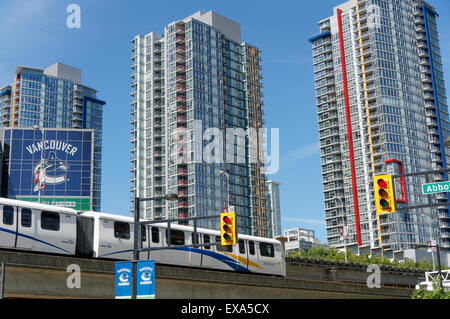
[141,272,152,281]
[119,273,129,283]
[33,151,69,192]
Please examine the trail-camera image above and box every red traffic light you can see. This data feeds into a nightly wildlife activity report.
[223,216,232,224]
[377,179,387,188]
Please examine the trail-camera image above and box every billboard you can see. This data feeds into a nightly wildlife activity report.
[1,128,94,211]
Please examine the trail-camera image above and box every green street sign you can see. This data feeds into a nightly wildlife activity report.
[422,181,450,194]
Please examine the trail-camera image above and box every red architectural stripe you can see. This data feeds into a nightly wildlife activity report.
[336,9,362,246]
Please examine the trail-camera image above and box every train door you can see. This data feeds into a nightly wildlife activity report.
[0,204,17,248]
[35,211,70,254]
[214,235,237,271]
[148,226,163,263]
[257,242,276,275]
[15,207,35,250]
[140,225,149,260]
[163,228,189,266]
[200,234,213,268]
[189,232,201,266]
[247,240,259,273]
[237,239,248,271]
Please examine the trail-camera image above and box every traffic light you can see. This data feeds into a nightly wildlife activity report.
[374,175,396,213]
[220,212,236,245]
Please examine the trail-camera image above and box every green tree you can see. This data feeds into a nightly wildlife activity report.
[412,278,450,299]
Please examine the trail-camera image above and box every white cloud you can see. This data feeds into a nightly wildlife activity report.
[282,142,320,168]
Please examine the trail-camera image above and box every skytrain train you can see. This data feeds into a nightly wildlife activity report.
[0,197,286,276]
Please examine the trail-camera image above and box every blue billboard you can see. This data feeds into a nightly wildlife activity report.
[1,128,94,210]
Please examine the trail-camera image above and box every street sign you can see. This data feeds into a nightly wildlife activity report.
[115,261,132,299]
[136,260,156,299]
[422,181,450,194]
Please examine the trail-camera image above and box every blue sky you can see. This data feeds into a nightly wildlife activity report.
[1,0,449,243]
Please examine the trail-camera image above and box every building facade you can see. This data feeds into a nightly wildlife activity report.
[284,228,328,253]
[130,11,269,236]
[266,180,282,237]
[0,63,105,211]
[310,0,450,254]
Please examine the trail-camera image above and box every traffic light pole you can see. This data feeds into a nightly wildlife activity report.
[133,197,230,299]
[388,167,450,290]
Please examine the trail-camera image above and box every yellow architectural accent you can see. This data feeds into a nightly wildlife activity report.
[223,252,263,269]
[356,1,383,248]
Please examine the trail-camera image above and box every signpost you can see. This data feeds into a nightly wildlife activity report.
[422,181,450,195]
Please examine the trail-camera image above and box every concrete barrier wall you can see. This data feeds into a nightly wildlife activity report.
[0,251,414,299]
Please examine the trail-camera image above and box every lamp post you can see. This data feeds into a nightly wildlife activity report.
[132,193,178,299]
[219,169,230,211]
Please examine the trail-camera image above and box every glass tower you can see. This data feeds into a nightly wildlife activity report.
[0,63,105,211]
[309,0,450,254]
[130,11,269,236]
[266,180,282,238]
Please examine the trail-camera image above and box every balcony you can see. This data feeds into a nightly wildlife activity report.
[178,201,188,208]
[176,45,185,53]
[424,92,434,101]
[175,26,185,34]
[178,179,188,186]
[176,65,186,73]
[176,75,186,82]
[176,105,187,113]
[176,115,187,123]
[176,36,185,43]
[176,85,186,92]
[176,95,186,102]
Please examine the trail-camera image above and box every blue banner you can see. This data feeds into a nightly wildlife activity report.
[137,260,156,299]
[115,261,132,299]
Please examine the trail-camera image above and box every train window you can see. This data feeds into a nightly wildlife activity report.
[141,225,147,242]
[114,222,130,240]
[203,234,210,250]
[166,229,185,246]
[259,242,274,258]
[215,236,232,252]
[249,240,255,255]
[239,239,246,254]
[21,208,32,228]
[41,211,60,231]
[151,227,159,243]
[3,206,14,225]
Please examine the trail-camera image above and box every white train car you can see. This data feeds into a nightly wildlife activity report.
[0,197,286,277]
[81,210,286,276]
[0,197,78,255]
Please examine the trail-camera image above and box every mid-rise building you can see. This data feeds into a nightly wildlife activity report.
[309,0,450,255]
[0,63,105,211]
[284,227,328,253]
[130,11,269,236]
